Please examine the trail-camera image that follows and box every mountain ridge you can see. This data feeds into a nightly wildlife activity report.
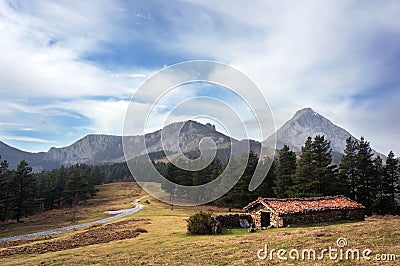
[265,107,384,159]
[0,120,237,171]
[0,109,386,170]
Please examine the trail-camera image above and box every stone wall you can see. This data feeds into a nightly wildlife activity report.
[247,208,364,228]
[249,210,281,228]
[215,214,252,228]
[247,204,265,227]
[280,209,365,227]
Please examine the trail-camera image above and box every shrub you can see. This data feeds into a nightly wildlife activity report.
[187,211,216,235]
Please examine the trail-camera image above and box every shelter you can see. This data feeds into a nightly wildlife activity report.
[243,196,365,228]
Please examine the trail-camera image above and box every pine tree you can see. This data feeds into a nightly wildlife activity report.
[0,156,12,222]
[255,158,276,198]
[373,156,387,214]
[87,167,99,197]
[54,166,66,208]
[311,135,336,195]
[11,160,36,223]
[385,151,399,214]
[399,159,400,213]
[290,137,316,197]
[339,137,359,199]
[274,145,296,198]
[162,162,179,205]
[64,165,84,207]
[214,151,264,208]
[290,135,338,197]
[356,137,376,215]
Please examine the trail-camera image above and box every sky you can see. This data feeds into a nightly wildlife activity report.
[0,0,399,156]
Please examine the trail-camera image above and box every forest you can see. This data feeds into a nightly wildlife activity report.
[161,135,400,215]
[0,135,399,222]
[0,156,165,222]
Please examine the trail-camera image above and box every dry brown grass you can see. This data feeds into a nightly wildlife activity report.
[0,182,142,238]
[0,218,149,258]
[0,182,399,266]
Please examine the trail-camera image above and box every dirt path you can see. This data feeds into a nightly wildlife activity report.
[0,200,145,243]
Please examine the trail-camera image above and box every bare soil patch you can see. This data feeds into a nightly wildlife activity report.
[0,218,150,257]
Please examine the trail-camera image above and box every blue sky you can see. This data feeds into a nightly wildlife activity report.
[0,0,399,156]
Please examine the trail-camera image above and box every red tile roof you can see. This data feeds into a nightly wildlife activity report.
[243,196,364,215]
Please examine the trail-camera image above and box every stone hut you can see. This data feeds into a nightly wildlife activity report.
[243,195,365,228]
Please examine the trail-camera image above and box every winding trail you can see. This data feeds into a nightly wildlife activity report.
[0,198,146,243]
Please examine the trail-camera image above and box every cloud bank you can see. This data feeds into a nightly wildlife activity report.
[0,0,399,155]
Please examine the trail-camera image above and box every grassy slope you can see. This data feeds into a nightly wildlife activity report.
[0,182,399,265]
[0,182,141,238]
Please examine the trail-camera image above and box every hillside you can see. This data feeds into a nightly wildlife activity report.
[0,108,386,170]
[264,108,385,162]
[0,182,398,265]
[0,120,238,171]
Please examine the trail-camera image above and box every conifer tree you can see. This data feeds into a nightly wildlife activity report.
[64,164,84,207]
[255,158,276,198]
[0,156,12,222]
[373,156,387,214]
[385,151,399,214]
[290,137,316,197]
[356,137,376,215]
[290,135,337,197]
[339,137,359,199]
[311,135,336,195]
[12,160,36,223]
[274,145,296,198]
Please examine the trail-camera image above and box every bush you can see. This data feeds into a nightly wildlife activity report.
[187,211,216,235]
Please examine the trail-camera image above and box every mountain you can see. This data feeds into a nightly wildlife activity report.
[47,134,124,166]
[0,108,385,170]
[264,107,384,162]
[0,141,59,171]
[0,120,241,171]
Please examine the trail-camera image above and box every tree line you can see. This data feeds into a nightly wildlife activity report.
[1,134,398,222]
[274,136,399,215]
[161,152,275,208]
[0,158,100,222]
[161,135,399,215]
[0,155,165,223]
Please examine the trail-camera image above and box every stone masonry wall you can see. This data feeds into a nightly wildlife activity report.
[215,214,252,228]
[280,209,365,227]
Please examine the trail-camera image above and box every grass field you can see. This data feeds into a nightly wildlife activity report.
[0,182,399,265]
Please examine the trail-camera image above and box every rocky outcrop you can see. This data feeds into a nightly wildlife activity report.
[1,108,386,170]
[46,134,124,166]
[264,108,384,162]
[0,120,241,170]
[265,108,353,154]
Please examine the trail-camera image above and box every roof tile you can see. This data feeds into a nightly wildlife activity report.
[244,196,364,215]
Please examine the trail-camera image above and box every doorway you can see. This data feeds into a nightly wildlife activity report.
[260,211,270,227]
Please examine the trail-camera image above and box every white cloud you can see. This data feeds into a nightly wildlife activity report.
[0,122,23,127]
[56,99,131,136]
[0,1,143,100]
[20,128,37,131]
[173,1,400,154]
[0,135,58,144]
[1,0,399,156]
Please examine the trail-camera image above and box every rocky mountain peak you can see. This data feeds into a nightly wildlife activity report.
[265,108,352,155]
[1,108,386,170]
[291,108,333,128]
[264,108,384,163]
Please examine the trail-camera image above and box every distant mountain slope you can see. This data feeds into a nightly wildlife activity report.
[0,141,58,171]
[0,120,242,171]
[46,134,124,166]
[1,108,386,170]
[264,108,384,162]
